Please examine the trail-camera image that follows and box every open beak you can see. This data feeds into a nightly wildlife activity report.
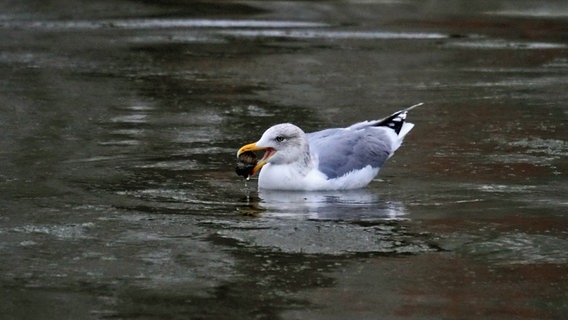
[237,143,276,176]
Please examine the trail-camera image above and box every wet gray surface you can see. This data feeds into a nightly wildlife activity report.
[1,0,567,319]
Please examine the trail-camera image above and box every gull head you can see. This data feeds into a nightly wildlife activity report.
[237,123,308,176]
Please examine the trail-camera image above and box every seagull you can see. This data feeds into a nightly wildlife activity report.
[236,103,422,190]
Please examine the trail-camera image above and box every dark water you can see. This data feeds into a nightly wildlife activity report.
[1,1,567,319]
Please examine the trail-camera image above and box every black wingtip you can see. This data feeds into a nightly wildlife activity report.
[375,110,407,134]
[374,103,423,134]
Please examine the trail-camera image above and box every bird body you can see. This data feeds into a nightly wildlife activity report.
[237,103,422,191]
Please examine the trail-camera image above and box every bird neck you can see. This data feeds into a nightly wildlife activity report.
[296,144,314,175]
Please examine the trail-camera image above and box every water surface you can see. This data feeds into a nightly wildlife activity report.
[0,0,567,319]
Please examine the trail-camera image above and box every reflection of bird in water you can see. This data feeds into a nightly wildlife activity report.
[257,189,407,220]
[235,188,406,220]
[237,103,422,191]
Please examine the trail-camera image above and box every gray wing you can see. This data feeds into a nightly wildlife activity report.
[307,127,393,179]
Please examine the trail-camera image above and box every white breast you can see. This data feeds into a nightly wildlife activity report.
[258,163,379,191]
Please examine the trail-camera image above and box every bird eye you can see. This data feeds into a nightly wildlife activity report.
[275,136,285,142]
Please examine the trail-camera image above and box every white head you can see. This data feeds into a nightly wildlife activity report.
[256,123,308,164]
[237,123,310,175]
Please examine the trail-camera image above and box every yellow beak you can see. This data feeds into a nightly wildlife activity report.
[237,143,276,176]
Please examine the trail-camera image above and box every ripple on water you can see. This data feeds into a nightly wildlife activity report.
[0,19,327,31]
[508,138,568,157]
[463,232,568,265]
[220,29,447,40]
[212,219,438,255]
[445,39,567,49]
[11,223,95,240]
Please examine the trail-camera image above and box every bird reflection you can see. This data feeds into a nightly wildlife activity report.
[239,188,407,221]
